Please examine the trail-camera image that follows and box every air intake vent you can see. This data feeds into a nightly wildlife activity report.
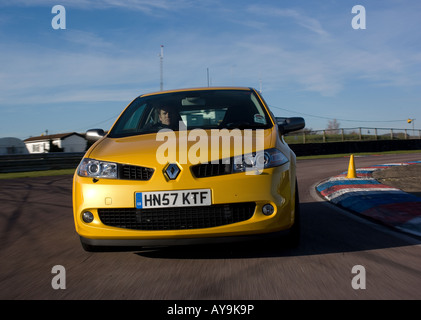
[191,163,231,178]
[119,164,154,181]
[98,202,255,230]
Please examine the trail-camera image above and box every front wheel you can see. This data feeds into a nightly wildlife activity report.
[286,182,301,247]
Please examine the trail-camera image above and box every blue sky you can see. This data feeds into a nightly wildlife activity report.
[1,0,420,139]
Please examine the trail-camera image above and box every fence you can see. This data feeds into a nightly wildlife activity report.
[1,127,420,173]
[0,152,84,173]
[284,127,421,144]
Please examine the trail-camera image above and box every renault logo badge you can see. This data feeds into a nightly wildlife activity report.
[164,163,180,180]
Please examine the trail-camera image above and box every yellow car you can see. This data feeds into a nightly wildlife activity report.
[72,87,305,251]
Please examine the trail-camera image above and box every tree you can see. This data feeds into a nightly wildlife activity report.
[326,119,340,134]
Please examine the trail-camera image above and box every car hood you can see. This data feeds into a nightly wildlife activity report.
[87,129,277,168]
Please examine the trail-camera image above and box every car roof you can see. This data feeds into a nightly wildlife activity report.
[140,87,255,98]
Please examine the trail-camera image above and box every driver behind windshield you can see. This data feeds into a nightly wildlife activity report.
[148,105,179,130]
[158,106,171,127]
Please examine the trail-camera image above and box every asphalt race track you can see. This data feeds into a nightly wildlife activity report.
[1,153,421,300]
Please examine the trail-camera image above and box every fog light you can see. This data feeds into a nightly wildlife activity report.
[82,211,94,223]
[262,204,275,216]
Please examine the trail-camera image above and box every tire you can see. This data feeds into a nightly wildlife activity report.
[286,182,301,247]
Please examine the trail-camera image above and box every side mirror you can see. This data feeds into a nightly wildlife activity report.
[276,117,305,135]
[85,129,105,141]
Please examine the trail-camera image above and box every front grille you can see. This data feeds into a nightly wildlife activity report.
[191,163,232,178]
[98,202,255,230]
[119,164,154,181]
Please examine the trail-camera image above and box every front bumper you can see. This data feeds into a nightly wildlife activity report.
[79,228,292,248]
[72,164,296,242]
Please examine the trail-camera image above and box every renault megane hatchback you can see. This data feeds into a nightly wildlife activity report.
[72,87,305,251]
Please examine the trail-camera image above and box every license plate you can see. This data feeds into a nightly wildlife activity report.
[135,189,211,209]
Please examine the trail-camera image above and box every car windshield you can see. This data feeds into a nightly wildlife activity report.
[108,89,273,138]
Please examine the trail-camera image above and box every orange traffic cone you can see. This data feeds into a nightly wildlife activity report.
[347,154,357,178]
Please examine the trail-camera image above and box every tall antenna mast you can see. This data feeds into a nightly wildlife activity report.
[159,45,164,91]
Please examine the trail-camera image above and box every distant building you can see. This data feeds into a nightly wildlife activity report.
[0,137,29,155]
[24,132,87,153]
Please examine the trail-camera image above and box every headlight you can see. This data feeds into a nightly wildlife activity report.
[77,158,118,179]
[233,148,288,173]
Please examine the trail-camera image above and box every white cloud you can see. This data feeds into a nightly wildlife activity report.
[246,5,329,36]
[63,30,114,49]
[0,44,160,106]
[1,0,421,137]
[0,0,194,13]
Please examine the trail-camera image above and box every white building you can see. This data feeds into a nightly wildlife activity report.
[0,137,29,155]
[24,132,87,153]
